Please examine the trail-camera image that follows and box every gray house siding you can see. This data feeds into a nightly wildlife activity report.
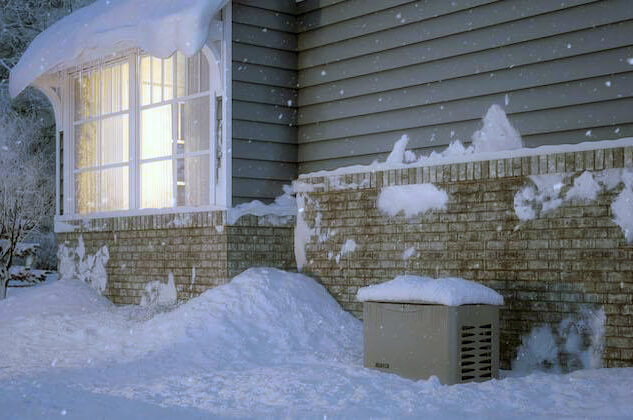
[232,0,299,204]
[295,0,633,173]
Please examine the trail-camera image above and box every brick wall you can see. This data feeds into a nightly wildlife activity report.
[296,144,633,369]
[57,211,295,305]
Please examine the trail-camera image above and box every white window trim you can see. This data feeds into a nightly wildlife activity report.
[52,23,231,223]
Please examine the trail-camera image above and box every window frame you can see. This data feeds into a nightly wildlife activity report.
[60,48,225,218]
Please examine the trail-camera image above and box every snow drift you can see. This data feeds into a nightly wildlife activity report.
[10,0,228,97]
[0,268,361,377]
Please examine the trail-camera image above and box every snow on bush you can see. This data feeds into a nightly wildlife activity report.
[140,273,178,307]
[377,184,448,218]
[10,0,229,97]
[356,275,504,306]
[57,236,109,293]
[513,308,606,373]
[471,104,523,153]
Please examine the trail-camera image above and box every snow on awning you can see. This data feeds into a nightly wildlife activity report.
[9,0,228,97]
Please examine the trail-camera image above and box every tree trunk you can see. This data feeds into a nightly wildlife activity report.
[0,266,8,300]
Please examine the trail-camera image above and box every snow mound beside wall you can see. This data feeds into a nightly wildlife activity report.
[0,268,361,376]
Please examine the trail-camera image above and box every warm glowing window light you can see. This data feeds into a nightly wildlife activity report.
[72,51,211,214]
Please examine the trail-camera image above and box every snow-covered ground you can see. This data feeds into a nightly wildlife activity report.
[1,269,632,419]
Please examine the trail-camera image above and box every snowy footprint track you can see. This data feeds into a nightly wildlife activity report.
[2,268,633,418]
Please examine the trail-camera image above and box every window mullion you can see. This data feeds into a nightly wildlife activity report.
[172,98,178,207]
[130,54,139,210]
[97,67,103,213]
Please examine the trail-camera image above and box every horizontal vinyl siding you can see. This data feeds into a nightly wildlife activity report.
[232,0,298,203]
[296,0,633,173]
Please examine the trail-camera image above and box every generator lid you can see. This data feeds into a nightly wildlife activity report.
[356,275,504,306]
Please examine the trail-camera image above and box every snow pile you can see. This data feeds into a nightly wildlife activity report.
[0,268,360,378]
[57,236,109,293]
[377,184,448,218]
[471,104,523,153]
[513,309,606,373]
[356,275,504,306]
[385,134,410,165]
[140,273,178,307]
[229,189,296,225]
[10,0,228,97]
[514,175,564,221]
[3,269,633,417]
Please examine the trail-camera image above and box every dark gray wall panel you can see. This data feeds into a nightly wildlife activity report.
[298,97,633,165]
[298,47,633,124]
[299,0,626,81]
[233,120,297,144]
[233,3,296,32]
[233,63,298,89]
[234,159,298,180]
[300,73,633,143]
[297,0,414,31]
[234,100,297,125]
[234,0,297,15]
[233,81,297,107]
[232,2,299,203]
[233,23,297,50]
[298,0,496,51]
[233,44,297,70]
[232,178,292,202]
[233,139,298,162]
[296,0,633,173]
[299,22,633,106]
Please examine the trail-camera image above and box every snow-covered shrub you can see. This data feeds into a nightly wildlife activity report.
[32,231,58,270]
[0,0,95,81]
[0,93,54,299]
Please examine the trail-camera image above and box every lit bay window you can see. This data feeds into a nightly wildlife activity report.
[70,51,214,215]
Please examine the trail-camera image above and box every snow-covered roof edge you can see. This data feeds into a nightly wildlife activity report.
[9,0,228,97]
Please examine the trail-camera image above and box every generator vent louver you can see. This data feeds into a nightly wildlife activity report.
[460,323,493,381]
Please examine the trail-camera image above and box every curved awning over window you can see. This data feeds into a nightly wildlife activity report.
[9,0,228,97]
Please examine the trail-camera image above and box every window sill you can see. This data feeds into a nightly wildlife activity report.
[55,206,227,233]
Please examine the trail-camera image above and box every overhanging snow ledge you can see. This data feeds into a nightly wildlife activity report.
[9,0,229,98]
